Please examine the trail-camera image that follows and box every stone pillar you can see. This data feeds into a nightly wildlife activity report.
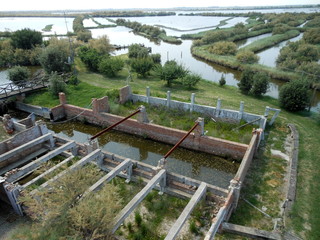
[137,105,149,123]
[59,92,67,105]
[2,114,14,134]
[216,99,221,117]
[167,91,171,108]
[119,85,132,104]
[229,179,241,214]
[146,86,150,104]
[238,101,244,120]
[190,93,195,112]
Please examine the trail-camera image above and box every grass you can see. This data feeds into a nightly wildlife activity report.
[22,57,320,239]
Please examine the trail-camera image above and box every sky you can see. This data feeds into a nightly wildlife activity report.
[1,0,319,11]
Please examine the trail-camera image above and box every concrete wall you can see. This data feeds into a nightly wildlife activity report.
[127,86,272,129]
[51,104,65,121]
[61,104,248,160]
[15,102,51,119]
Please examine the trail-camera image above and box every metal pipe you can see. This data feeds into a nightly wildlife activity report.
[163,121,199,159]
[90,108,141,140]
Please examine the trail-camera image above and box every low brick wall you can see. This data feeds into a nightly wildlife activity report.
[62,104,248,160]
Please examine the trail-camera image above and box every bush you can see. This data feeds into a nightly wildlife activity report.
[251,72,270,96]
[279,79,310,112]
[181,73,201,88]
[219,74,226,86]
[303,28,320,45]
[78,46,102,72]
[8,66,30,85]
[39,43,71,74]
[236,50,259,64]
[98,56,124,77]
[128,44,150,59]
[154,60,189,87]
[150,53,161,64]
[130,57,155,77]
[209,41,237,56]
[48,72,67,97]
[11,28,42,50]
[76,30,92,42]
[238,68,254,94]
[68,74,80,85]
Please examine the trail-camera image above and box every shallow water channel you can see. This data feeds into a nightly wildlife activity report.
[45,120,239,188]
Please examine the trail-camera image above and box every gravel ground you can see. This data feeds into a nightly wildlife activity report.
[0,202,27,240]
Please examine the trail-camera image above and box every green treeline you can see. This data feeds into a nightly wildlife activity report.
[115,19,182,44]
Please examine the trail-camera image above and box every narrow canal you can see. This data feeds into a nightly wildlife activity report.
[45,120,239,188]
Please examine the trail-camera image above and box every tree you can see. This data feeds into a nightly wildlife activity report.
[39,40,71,74]
[8,66,30,85]
[209,41,237,56]
[155,60,189,87]
[251,72,270,96]
[181,73,201,88]
[219,74,226,86]
[11,28,42,50]
[130,57,154,77]
[238,68,254,94]
[303,28,320,45]
[76,30,92,42]
[279,79,310,112]
[77,46,102,72]
[88,35,113,55]
[128,44,149,59]
[98,56,124,77]
[236,50,259,64]
[48,72,67,97]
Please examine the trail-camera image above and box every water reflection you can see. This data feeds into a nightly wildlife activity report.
[48,121,239,188]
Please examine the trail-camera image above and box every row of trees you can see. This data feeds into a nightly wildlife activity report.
[116,19,165,38]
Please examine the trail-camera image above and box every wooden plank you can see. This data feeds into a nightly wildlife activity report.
[165,182,207,240]
[222,223,282,240]
[112,169,166,233]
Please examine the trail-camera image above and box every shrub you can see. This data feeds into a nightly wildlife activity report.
[219,74,226,86]
[128,44,150,59]
[150,53,161,64]
[76,30,92,42]
[279,79,310,112]
[11,28,42,49]
[98,56,124,77]
[251,72,270,96]
[181,73,201,88]
[303,28,320,45]
[77,46,102,72]
[68,74,80,85]
[134,211,142,227]
[48,72,67,97]
[238,68,254,94]
[130,57,154,77]
[8,66,30,85]
[154,60,189,87]
[88,35,113,55]
[236,50,259,64]
[39,44,71,74]
[209,41,237,56]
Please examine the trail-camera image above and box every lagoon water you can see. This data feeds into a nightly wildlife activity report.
[1,9,319,111]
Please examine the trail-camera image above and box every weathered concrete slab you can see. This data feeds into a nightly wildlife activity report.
[112,169,166,233]
[6,141,76,183]
[35,149,102,191]
[22,155,74,189]
[165,182,207,240]
[0,133,54,164]
[221,223,282,240]
[81,159,132,199]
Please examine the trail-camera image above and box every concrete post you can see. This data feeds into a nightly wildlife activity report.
[216,99,221,117]
[59,92,67,105]
[190,93,195,112]
[137,105,149,123]
[167,91,171,108]
[146,86,150,104]
[195,117,205,137]
[238,101,244,120]
[264,106,270,117]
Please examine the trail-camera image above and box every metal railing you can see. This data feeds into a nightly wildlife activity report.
[0,79,48,98]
